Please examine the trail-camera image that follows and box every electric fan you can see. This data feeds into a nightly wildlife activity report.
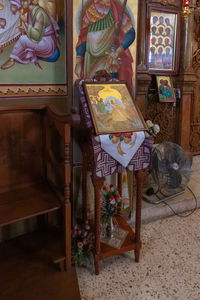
[143,142,192,204]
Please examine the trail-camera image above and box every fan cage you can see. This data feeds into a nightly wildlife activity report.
[143,142,191,204]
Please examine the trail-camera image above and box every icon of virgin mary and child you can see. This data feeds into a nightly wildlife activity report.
[158,79,173,101]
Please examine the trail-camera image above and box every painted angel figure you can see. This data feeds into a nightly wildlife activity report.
[75,0,136,89]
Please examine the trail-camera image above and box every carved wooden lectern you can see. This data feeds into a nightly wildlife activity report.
[77,78,153,275]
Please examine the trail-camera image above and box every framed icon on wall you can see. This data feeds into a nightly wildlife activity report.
[156,75,176,103]
[147,5,180,75]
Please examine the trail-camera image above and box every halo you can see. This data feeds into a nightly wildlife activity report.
[155,45,164,54]
[151,26,159,36]
[164,37,170,43]
[165,46,172,54]
[158,25,164,32]
[165,26,171,33]
[150,46,156,52]
[151,25,157,31]
[151,15,158,22]
[159,78,164,84]
[157,36,163,43]
[151,35,158,44]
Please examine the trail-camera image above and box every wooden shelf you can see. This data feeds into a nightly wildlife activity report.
[0,183,61,226]
[0,230,81,300]
[0,105,79,271]
[100,216,137,260]
[0,228,64,262]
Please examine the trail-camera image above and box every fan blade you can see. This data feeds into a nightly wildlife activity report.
[151,142,191,191]
[167,169,182,189]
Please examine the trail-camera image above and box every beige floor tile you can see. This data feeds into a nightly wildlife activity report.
[77,157,200,299]
[77,209,200,300]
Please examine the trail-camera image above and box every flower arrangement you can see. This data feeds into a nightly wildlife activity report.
[145,119,160,137]
[72,220,94,267]
[101,184,121,224]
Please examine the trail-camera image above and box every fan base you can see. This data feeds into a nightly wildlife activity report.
[143,190,185,204]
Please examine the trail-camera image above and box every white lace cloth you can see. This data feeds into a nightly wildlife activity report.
[0,0,20,48]
[100,131,145,167]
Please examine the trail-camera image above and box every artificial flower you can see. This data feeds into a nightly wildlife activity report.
[72,221,94,267]
[85,225,90,230]
[145,119,160,137]
[78,242,83,248]
[153,124,160,134]
[146,120,154,128]
[101,184,121,224]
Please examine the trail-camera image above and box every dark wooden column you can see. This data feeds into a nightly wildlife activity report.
[137,0,148,72]
[92,177,105,275]
[136,73,152,116]
[176,12,197,153]
[136,1,152,116]
[134,170,147,262]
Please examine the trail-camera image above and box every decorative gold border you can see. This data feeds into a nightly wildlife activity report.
[0,85,67,97]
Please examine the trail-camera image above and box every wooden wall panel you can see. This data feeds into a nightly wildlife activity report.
[0,111,43,192]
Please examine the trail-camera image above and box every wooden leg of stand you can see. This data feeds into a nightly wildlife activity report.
[118,173,122,195]
[64,130,71,270]
[134,170,147,263]
[92,177,105,275]
[117,173,122,214]
[65,201,71,270]
[82,148,87,221]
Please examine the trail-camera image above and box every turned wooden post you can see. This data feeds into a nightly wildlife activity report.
[134,170,147,262]
[82,143,88,221]
[92,177,105,275]
[117,172,122,196]
[180,11,194,73]
[117,173,123,214]
[176,9,196,153]
[64,123,71,270]
[137,0,148,72]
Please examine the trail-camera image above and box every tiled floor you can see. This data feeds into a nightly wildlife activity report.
[77,157,200,300]
[139,169,200,224]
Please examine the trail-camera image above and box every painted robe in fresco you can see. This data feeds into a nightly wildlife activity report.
[0,0,21,50]
[10,4,59,67]
[76,0,135,88]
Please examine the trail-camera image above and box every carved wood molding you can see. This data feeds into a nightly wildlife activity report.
[146,98,177,143]
[147,0,181,8]
[193,48,200,69]
[176,74,197,93]
[190,124,200,152]
[192,83,200,123]
[137,75,152,93]
[192,4,200,68]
